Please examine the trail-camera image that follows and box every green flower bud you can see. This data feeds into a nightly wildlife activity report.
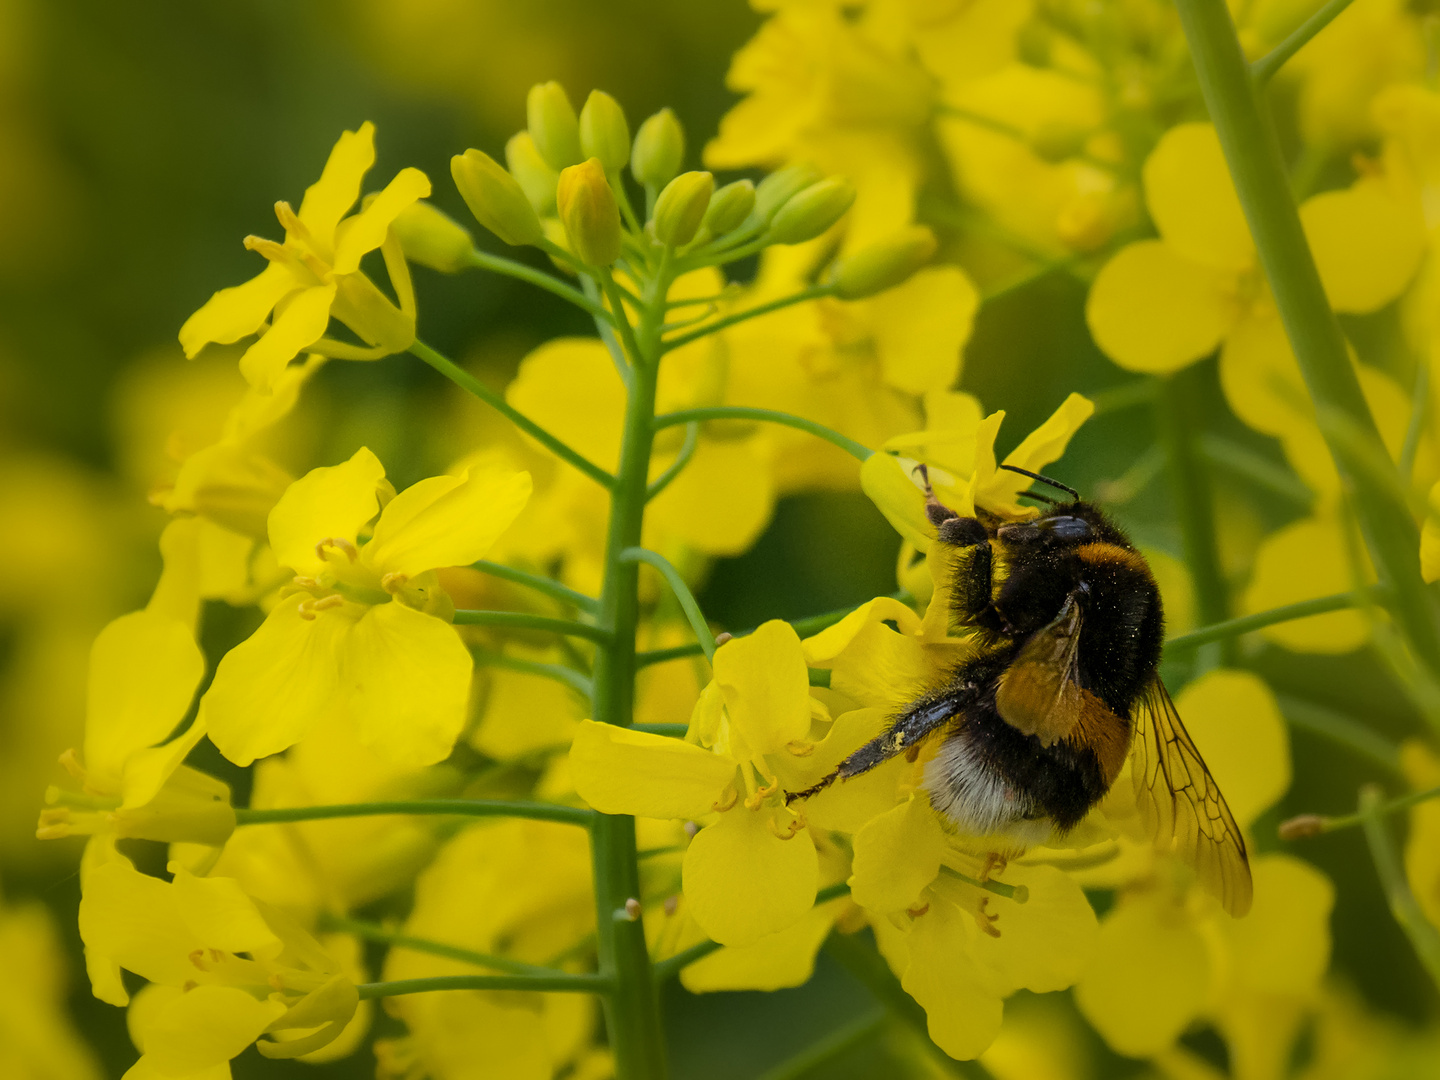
[829,225,938,299]
[451,149,544,247]
[388,200,474,273]
[632,108,685,189]
[753,163,823,223]
[557,157,622,266]
[505,132,560,215]
[703,179,755,236]
[767,176,856,244]
[526,81,583,170]
[653,171,714,247]
[580,90,630,171]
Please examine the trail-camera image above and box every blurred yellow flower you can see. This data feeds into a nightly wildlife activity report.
[179,122,429,391]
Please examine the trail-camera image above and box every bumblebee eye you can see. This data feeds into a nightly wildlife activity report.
[1044,516,1091,541]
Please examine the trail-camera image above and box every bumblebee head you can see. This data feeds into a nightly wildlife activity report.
[996,510,1092,549]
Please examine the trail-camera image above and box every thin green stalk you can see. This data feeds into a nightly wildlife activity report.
[584,275,633,385]
[601,269,646,367]
[1401,357,1430,481]
[1088,378,1158,416]
[1274,693,1402,775]
[357,973,611,998]
[654,407,872,461]
[632,722,688,737]
[587,257,673,1080]
[470,559,599,613]
[1163,585,1388,652]
[1199,434,1314,509]
[1174,0,1440,673]
[823,933,989,1079]
[647,422,699,500]
[1359,785,1440,989]
[409,340,616,489]
[1250,0,1357,84]
[464,249,611,321]
[471,648,592,698]
[1157,372,1233,668]
[620,547,717,662]
[1288,783,1440,835]
[756,1012,887,1080]
[453,610,612,644]
[323,915,570,978]
[661,286,834,352]
[233,799,595,827]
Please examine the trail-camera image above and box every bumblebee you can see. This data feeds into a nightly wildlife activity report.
[792,464,1252,916]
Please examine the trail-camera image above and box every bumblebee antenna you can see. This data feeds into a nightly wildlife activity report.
[1000,464,1080,501]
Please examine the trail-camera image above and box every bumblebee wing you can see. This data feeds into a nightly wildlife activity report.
[995,591,1088,747]
[1131,678,1253,917]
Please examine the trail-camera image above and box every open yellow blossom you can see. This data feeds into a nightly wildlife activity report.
[179,122,430,391]
[202,446,531,766]
[571,620,822,946]
[79,859,358,1070]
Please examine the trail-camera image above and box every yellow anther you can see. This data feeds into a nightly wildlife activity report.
[189,948,210,971]
[711,785,738,813]
[57,748,86,780]
[767,812,804,840]
[269,973,286,992]
[785,740,815,757]
[974,897,1002,938]
[182,980,198,992]
[381,571,410,594]
[243,235,289,262]
[663,894,680,917]
[906,902,930,918]
[980,851,1008,882]
[315,536,359,563]
[35,808,72,840]
[273,201,315,249]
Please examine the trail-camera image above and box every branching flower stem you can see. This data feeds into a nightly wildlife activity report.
[468,559,599,613]
[1174,0,1440,675]
[654,407,872,461]
[453,609,612,644]
[323,914,573,978]
[1249,0,1357,85]
[1359,785,1440,989]
[233,799,595,827]
[620,547,718,662]
[357,973,612,998]
[464,248,613,321]
[647,422,698,500]
[661,285,835,351]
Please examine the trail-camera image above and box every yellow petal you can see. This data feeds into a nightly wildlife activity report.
[172,870,280,955]
[799,709,911,833]
[78,861,203,990]
[1241,515,1372,653]
[332,167,433,275]
[1223,854,1333,996]
[870,266,979,395]
[1173,669,1290,828]
[900,900,1005,1060]
[1073,895,1210,1057]
[1300,179,1424,314]
[683,808,818,946]
[84,610,205,790]
[202,600,351,766]
[506,338,625,474]
[139,984,286,1076]
[681,895,839,992]
[860,452,936,551]
[364,463,531,578]
[961,864,1097,996]
[118,719,209,811]
[812,599,935,712]
[570,719,735,819]
[981,392,1095,511]
[1143,123,1253,272]
[178,261,297,358]
[1217,310,1307,437]
[237,283,336,390]
[714,620,812,756]
[1087,241,1235,374]
[849,794,948,913]
[646,438,775,556]
[340,602,472,766]
[297,122,376,244]
[1425,481,1440,583]
[268,447,386,577]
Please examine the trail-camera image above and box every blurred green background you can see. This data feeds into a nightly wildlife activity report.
[1,1,1434,1077]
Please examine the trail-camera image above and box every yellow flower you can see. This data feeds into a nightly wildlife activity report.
[1240,512,1375,653]
[36,608,233,851]
[201,447,531,766]
[0,895,103,1080]
[571,621,822,946]
[1401,740,1440,929]
[179,122,430,391]
[78,858,358,1067]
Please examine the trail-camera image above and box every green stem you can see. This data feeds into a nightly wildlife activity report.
[588,254,673,1080]
[654,407,872,461]
[453,610,612,644]
[823,933,989,1079]
[1299,783,1440,834]
[469,560,599,613]
[1174,0,1440,674]
[1250,0,1357,84]
[471,648,592,698]
[620,547,717,662]
[756,1012,887,1080]
[464,249,612,322]
[1156,372,1233,668]
[647,422,699,500]
[1198,434,1314,510]
[661,286,834,352]
[1163,585,1388,652]
[1273,693,1402,774]
[1359,785,1440,989]
[233,799,594,827]
[323,915,571,978]
[357,973,611,998]
[633,722,688,737]
[602,269,646,367]
[410,341,616,489]
[1401,357,1430,482]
